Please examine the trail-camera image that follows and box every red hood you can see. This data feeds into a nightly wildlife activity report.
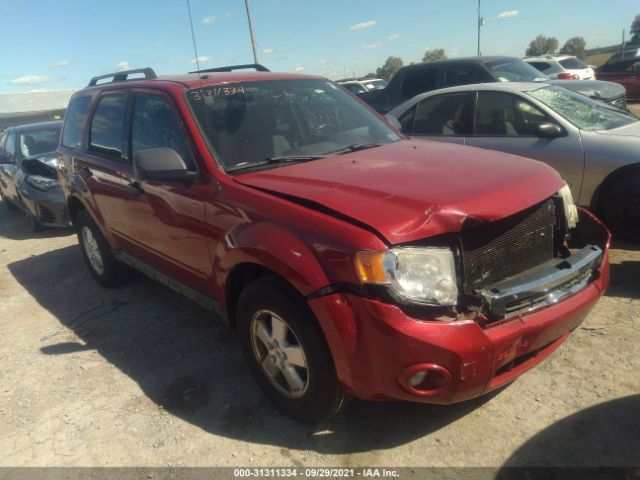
[234,140,564,244]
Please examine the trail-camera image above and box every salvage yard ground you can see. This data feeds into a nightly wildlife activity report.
[1,107,639,468]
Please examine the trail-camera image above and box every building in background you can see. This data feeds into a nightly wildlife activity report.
[0,89,74,132]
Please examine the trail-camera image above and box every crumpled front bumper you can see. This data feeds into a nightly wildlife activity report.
[18,182,70,227]
[308,209,610,404]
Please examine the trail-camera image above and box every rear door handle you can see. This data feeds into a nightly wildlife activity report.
[126,181,144,196]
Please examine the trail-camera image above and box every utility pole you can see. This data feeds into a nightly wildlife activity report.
[621,29,626,60]
[477,0,483,56]
[186,0,200,71]
[244,0,259,64]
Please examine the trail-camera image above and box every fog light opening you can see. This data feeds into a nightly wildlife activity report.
[399,364,452,396]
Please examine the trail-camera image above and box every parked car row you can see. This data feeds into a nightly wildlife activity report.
[0,58,631,423]
[356,56,628,114]
[0,64,601,423]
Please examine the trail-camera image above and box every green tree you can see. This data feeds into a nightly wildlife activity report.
[560,37,587,59]
[376,56,404,81]
[631,14,640,44]
[422,48,447,62]
[525,35,559,56]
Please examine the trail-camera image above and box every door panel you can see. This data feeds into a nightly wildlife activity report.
[114,92,211,285]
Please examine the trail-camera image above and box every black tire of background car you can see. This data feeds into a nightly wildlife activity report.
[27,213,43,232]
[75,209,131,287]
[237,275,350,423]
[601,174,640,243]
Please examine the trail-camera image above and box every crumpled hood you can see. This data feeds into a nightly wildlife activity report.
[549,79,625,100]
[234,140,564,244]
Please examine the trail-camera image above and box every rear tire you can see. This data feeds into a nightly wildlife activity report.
[600,173,640,242]
[75,209,130,287]
[237,276,349,423]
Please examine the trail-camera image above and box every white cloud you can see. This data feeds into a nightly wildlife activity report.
[497,10,519,19]
[387,33,400,41]
[49,60,71,69]
[9,75,58,85]
[115,61,132,71]
[349,20,377,31]
[294,64,305,72]
[319,59,328,65]
[363,42,382,49]
[262,48,275,54]
[202,13,231,24]
[188,56,211,65]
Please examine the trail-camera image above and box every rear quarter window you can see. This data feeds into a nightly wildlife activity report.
[62,96,91,149]
[401,67,437,98]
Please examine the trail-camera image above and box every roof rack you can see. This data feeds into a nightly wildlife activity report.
[189,63,270,74]
[88,68,157,87]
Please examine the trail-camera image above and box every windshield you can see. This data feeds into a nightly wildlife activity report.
[187,79,400,171]
[528,85,636,131]
[487,58,549,82]
[363,79,387,90]
[559,57,588,70]
[18,125,61,159]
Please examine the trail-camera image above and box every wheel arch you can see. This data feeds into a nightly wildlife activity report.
[590,162,640,215]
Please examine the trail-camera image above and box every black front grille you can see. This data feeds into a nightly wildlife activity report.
[38,205,56,223]
[460,200,556,293]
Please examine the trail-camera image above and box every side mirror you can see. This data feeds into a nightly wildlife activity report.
[0,152,13,164]
[385,115,402,131]
[535,122,564,139]
[133,148,199,182]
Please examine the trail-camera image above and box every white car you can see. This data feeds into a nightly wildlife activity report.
[338,79,387,94]
[524,55,595,80]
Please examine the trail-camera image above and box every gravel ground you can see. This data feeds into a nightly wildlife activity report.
[0,156,639,470]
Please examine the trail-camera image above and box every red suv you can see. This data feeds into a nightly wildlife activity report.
[58,65,610,423]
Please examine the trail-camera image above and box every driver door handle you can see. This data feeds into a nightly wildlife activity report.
[126,181,144,197]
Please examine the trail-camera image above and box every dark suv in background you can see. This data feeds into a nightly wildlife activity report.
[358,56,628,114]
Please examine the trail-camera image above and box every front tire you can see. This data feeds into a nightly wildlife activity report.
[237,276,348,423]
[601,173,640,242]
[75,209,130,287]
[27,213,44,232]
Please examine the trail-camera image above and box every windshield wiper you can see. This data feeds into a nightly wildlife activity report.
[226,155,326,172]
[327,143,385,155]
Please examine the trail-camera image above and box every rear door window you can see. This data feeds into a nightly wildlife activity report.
[412,93,468,135]
[62,96,91,149]
[444,65,492,87]
[131,95,195,170]
[89,94,128,159]
[401,67,437,98]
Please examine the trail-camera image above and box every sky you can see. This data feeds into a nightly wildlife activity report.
[0,0,637,93]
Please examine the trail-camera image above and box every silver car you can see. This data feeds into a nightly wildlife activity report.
[387,83,640,241]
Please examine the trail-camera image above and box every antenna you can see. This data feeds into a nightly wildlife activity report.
[186,0,200,72]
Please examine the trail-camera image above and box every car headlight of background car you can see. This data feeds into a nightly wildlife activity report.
[25,175,59,191]
[355,247,458,306]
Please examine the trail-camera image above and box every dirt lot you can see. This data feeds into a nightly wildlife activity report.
[1,162,639,469]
